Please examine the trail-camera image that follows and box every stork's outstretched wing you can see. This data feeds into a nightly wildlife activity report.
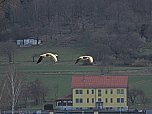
[75,58,81,64]
[37,56,44,64]
[88,56,93,63]
[50,54,58,62]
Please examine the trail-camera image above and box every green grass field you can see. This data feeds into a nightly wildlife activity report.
[0,44,152,109]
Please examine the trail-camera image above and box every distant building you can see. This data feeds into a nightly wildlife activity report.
[71,75,128,111]
[55,94,73,110]
[16,38,42,47]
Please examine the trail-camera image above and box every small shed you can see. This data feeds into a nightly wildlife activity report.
[16,38,42,47]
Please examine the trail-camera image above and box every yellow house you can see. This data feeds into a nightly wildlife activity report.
[72,75,128,111]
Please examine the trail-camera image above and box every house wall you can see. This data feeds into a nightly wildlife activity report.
[72,88,128,110]
[73,89,96,108]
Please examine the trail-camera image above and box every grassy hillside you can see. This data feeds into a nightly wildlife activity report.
[0,43,152,109]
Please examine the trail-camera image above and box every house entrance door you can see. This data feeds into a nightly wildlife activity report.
[96,102,103,110]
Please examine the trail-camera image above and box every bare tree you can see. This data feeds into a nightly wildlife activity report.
[19,82,31,108]
[0,0,5,5]
[128,87,150,107]
[138,90,149,107]
[5,64,25,114]
[29,79,48,105]
[128,88,141,104]
[0,79,6,107]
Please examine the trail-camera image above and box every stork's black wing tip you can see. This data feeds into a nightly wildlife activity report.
[37,56,43,64]
[75,58,80,64]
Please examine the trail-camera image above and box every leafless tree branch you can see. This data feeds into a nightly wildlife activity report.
[0,0,5,4]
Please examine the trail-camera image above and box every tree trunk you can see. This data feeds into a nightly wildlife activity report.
[11,77,15,114]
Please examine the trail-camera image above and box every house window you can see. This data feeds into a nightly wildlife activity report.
[105,89,108,94]
[98,98,101,102]
[121,98,124,103]
[76,98,79,103]
[80,98,83,103]
[105,98,108,103]
[57,101,62,106]
[76,90,79,94]
[117,98,120,103]
[121,89,124,94]
[106,107,109,110]
[110,89,113,94]
[110,98,113,103]
[75,90,83,94]
[87,98,89,103]
[63,102,66,106]
[67,101,72,106]
[98,89,102,96]
[117,89,124,94]
[87,90,89,94]
[92,98,94,103]
[92,89,94,94]
[117,98,124,103]
[117,89,120,94]
[80,90,83,94]
[76,98,83,103]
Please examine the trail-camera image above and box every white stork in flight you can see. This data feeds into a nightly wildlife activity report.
[75,56,94,64]
[37,53,58,64]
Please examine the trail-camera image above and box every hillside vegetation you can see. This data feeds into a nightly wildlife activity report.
[1,0,152,110]
[1,0,152,65]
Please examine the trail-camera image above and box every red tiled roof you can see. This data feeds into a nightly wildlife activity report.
[56,94,72,101]
[72,75,128,88]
